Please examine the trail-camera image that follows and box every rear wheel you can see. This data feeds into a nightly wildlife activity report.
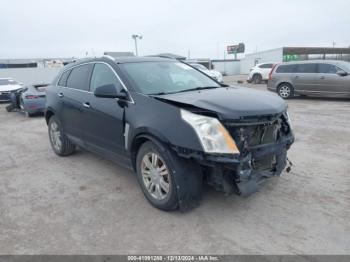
[6,104,15,112]
[277,83,294,99]
[253,74,262,84]
[136,141,178,211]
[48,116,75,156]
[24,111,35,117]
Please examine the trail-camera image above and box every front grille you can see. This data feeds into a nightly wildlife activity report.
[225,120,280,154]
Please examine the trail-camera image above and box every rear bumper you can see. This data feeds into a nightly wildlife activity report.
[267,81,276,92]
[23,98,46,113]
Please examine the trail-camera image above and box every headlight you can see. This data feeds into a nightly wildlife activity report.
[181,109,240,154]
[285,111,293,129]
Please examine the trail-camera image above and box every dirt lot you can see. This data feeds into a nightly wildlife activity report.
[0,79,349,255]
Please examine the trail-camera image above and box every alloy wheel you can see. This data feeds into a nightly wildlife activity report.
[141,152,171,200]
[279,85,291,98]
[49,121,62,151]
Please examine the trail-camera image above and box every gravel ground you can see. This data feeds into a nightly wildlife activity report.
[0,79,349,255]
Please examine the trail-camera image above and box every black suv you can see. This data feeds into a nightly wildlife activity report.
[45,56,294,211]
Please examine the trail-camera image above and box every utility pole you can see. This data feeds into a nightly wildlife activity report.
[131,34,143,56]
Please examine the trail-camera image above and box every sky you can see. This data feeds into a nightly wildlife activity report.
[1,0,350,59]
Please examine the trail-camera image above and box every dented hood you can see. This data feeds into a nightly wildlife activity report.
[154,86,287,120]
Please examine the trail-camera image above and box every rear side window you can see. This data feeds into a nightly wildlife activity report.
[58,70,71,87]
[259,63,273,69]
[296,63,317,73]
[90,63,122,92]
[275,64,296,73]
[318,64,338,74]
[66,64,94,91]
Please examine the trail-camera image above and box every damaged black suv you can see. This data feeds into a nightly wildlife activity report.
[45,56,294,211]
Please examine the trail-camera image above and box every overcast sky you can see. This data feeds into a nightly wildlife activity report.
[1,0,350,59]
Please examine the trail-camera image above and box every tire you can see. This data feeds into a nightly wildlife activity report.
[48,115,75,156]
[136,141,179,211]
[277,83,294,99]
[6,104,15,112]
[24,111,35,117]
[253,74,262,84]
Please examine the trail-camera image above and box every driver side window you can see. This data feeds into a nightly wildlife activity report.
[90,63,122,92]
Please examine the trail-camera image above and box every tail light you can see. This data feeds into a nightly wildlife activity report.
[25,95,39,99]
[268,64,278,81]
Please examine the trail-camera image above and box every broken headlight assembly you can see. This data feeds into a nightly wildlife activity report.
[180,109,240,154]
[285,111,292,128]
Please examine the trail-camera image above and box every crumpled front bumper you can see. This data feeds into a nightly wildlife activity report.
[200,134,294,196]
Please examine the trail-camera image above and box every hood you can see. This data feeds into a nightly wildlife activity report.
[0,84,22,92]
[154,86,287,120]
[201,69,221,78]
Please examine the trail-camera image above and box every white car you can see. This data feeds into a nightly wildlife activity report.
[0,78,23,101]
[189,63,223,83]
[247,63,275,84]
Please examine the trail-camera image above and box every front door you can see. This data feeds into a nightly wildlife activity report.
[82,63,127,158]
[316,63,350,97]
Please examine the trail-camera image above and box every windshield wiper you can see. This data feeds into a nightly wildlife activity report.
[149,86,219,96]
[149,91,170,95]
[175,86,219,93]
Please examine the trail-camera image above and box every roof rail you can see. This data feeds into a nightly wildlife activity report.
[102,55,115,61]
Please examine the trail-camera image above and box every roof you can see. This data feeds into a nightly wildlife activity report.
[279,59,350,65]
[63,56,174,70]
[283,47,350,55]
[149,53,187,60]
[112,56,173,63]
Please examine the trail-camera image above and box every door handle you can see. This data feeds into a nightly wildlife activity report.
[294,75,299,78]
[320,76,325,79]
[83,102,90,108]
[57,93,64,98]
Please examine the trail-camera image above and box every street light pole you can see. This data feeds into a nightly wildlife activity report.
[132,34,143,56]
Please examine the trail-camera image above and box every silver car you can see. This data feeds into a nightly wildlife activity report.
[267,60,350,99]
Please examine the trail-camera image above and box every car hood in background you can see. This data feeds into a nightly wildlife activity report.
[0,84,22,92]
[153,86,287,120]
[201,69,221,78]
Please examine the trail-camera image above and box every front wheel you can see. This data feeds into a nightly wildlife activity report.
[136,141,178,211]
[277,83,294,99]
[48,116,75,156]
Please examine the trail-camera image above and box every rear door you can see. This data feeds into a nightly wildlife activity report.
[82,62,127,158]
[60,64,94,144]
[293,63,318,93]
[316,63,350,96]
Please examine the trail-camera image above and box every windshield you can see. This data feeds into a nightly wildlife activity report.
[0,79,18,85]
[120,61,220,95]
[190,63,208,70]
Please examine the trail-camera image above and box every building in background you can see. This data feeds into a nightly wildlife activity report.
[240,47,350,74]
[0,58,75,85]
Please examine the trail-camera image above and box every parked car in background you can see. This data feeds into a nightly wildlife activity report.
[247,63,275,84]
[45,56,294,211]
[0,78,23,102]
[267,60,350,99]
[6,83,48,116]
[189,63,223,83]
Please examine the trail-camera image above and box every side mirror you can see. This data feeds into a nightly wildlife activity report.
[94,84,128,99]
[336,70,348,77]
